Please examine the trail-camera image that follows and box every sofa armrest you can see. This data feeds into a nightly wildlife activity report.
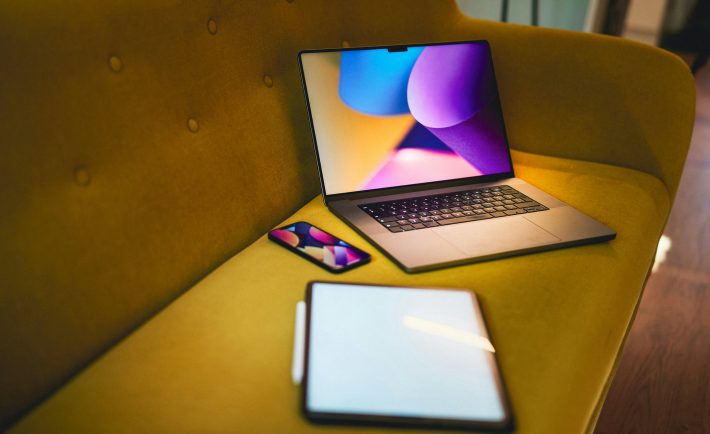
[449,12,695,201]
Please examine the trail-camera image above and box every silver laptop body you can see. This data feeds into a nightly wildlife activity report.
[298,41,615,273]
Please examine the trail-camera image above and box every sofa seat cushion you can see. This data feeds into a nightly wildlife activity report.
[8,150,670,434]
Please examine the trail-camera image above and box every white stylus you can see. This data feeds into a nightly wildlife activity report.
[291,301,306,385]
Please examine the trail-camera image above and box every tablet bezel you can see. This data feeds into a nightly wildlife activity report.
[301,281,515,431]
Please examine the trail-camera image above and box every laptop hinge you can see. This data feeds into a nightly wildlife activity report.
[323,172,516,204]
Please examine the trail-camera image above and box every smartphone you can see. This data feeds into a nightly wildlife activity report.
[268,222,371,273]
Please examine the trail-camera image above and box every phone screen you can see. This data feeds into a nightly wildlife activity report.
[269,222,370,272]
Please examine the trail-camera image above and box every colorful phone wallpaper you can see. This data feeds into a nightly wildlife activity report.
[301,42,512,196]
[270,223,368,270]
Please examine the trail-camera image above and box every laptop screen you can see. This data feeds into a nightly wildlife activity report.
[300,41,513,197]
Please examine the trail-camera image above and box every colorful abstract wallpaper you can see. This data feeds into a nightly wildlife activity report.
[270,222,368,270]
[301,42,512,196]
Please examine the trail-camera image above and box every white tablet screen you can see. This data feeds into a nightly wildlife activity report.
[306,282,508,424]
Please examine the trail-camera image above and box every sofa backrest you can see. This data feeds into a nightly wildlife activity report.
[0,0,694,429]
[0,0,461,427]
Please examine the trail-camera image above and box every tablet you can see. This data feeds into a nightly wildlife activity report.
[302,281,514,431]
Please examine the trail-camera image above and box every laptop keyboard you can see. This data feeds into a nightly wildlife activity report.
[359,185,548,232]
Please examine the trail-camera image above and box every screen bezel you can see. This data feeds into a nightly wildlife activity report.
[301,281,515,431]
[297,40,516,203]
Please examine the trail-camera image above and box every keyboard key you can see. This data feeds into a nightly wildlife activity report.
[423,221,439,227]
[525,205,548,212]
[412,223,425,229]
[492,211,506,217]
[438,214,491,225]
[378,216,398,223]
[388,226,404,232]
[452,212,464,217]
[400,224,415,231]
[516,201,538,208]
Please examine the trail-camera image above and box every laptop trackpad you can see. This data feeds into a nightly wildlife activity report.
[433,217,560,256]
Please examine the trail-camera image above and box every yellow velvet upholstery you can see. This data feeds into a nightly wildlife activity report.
[8,151,671,434]
[0,0,694,432]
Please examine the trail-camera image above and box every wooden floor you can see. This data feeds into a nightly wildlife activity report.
[595,59,710,433]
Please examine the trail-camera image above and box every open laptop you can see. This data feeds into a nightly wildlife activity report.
[298,40,615,273]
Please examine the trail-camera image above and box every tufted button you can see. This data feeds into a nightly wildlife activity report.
[263,74,273,88]
[108,55,122,73]
[74,166,91,186]
[207,18,217,35]
[341,40,350,48]
[187,118,200,133]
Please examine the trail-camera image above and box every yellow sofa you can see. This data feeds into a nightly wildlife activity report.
[0,1,694,433]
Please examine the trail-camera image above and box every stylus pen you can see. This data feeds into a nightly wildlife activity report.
[291,301,306,385]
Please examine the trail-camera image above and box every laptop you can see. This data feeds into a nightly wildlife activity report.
[298,40,615,273]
